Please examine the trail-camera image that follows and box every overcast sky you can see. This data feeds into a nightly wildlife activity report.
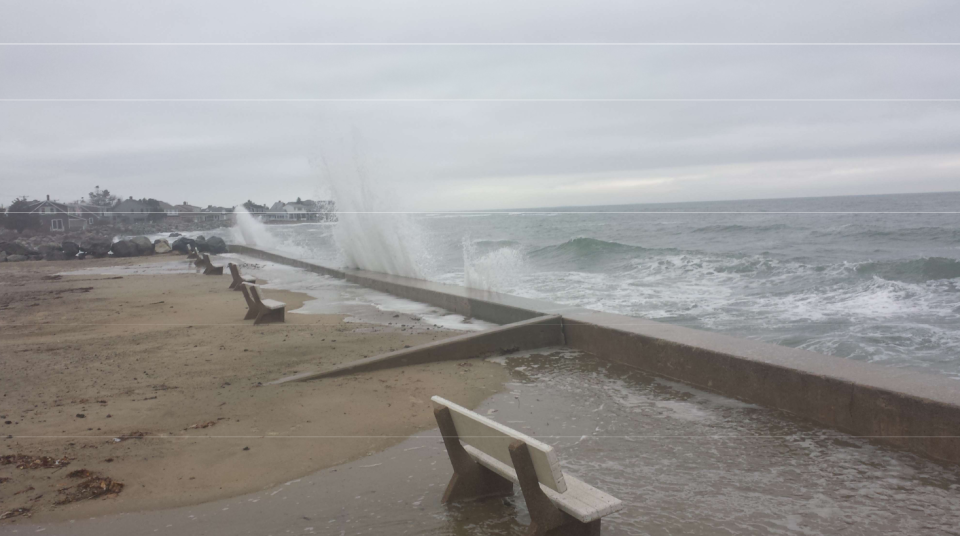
[1,0,959,211]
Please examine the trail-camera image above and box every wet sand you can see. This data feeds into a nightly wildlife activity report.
[0,254,509,523]
[12,347,960,535]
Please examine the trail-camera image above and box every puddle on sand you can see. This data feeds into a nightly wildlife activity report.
[18,348,960,535]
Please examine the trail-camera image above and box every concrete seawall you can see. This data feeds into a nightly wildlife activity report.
[229,245,960,464]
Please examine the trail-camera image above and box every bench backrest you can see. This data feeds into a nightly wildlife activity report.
[228,262,240,279]
[244,282,264,306]
[240,282,256,308]
[432,396,567,493]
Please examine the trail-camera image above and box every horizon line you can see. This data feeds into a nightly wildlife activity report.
[3,98,959,103]
[4,42,960,46]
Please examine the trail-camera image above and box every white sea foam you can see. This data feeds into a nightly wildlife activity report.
[462,238,526,291]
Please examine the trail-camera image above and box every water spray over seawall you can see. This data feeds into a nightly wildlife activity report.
[234,206,275,248]
[319,142,433,279]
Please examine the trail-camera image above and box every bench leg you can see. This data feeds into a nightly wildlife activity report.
[254,307,285,325]
[509,441,601,536]
[435,407,513,503]
[244,306,258,321]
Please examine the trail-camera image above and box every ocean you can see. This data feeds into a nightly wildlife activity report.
[210,191,960,379]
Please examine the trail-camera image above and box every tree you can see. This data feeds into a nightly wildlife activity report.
[3,198,40,233]
[88,185,119,207]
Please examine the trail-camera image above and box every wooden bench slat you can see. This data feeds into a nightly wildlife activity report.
[432,396,566,493]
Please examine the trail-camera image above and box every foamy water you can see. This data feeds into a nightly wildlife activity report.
[187,192,960,378]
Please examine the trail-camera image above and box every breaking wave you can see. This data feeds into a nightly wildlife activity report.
[854,257,960,283]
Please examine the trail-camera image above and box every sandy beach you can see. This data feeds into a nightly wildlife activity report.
[0,254,509,523]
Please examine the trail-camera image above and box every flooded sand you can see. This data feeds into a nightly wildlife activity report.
[14,348,960,535]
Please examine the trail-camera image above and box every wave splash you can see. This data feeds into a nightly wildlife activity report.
[233,205,275,248]
[318,141,432,279]
[463,238,525,291]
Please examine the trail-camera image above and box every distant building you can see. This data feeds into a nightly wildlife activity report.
[200,205,234,223]
[260,199,336,222]
[158,201,179,217]
[175,202,203,222]
[68,202,109,227]
[111,197,151,223]
[26,195,88,232]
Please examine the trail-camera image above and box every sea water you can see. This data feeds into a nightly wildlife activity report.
[192,191,959,379]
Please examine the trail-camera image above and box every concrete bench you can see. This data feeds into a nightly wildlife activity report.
[186,243,200,260]
[192,247,206,268]
[432,396,622,535]
[200,254,223,275]
[241,282,285,325]
[228,262,255,290]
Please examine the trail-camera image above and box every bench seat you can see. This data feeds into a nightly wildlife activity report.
[260,298,285,310]
[463,445,622,523]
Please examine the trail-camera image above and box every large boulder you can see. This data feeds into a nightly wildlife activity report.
[81,239,112,258]
[0,252,6,262]
[37,243,62,255]
[111,239,138,258]
[194,235,209,252]
[61,241,80,257]
[131,236,154,255]
[171,237,197,254]
[0,241,38,256]
[6,254,28,262]
[206,236,227,254]
[154,239,172,254]
[44,251,69,261]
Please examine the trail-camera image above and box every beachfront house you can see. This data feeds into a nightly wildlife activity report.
[158,201,179,218]
[68,202,109,227]
[110,197,151,223]
[283,200,310,221]
[25,195,89,232]
[175,202,203,222]
[200,205,234,223]
[242,201,269,221]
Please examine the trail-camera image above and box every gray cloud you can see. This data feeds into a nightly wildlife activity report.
[1,0,959,210]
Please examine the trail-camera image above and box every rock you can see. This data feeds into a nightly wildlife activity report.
[44,251,69,261]
[131,236,154,255]
[29,255,43,261]
[171,237,197,254]
[6,255,28,262]
[168,232,182,238]
[81,240,112,258]
[0,252,6,262]
[37,244,62,255]
[61,241,80,257]
[0,241,38,256]
[194,235,209,253]
[77,252,87,260]
[110,240,138,258]
[154,239,172,254]
[206,236,227,254]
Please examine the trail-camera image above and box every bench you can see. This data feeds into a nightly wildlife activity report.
[228,262,256,290]
[240,282,285,324]
[200,254,223,275]
[432,396,622,535]
[192,248,206,268]
[185,244,199,260]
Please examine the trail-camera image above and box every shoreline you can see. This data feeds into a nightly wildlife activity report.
[0,254,509,523]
